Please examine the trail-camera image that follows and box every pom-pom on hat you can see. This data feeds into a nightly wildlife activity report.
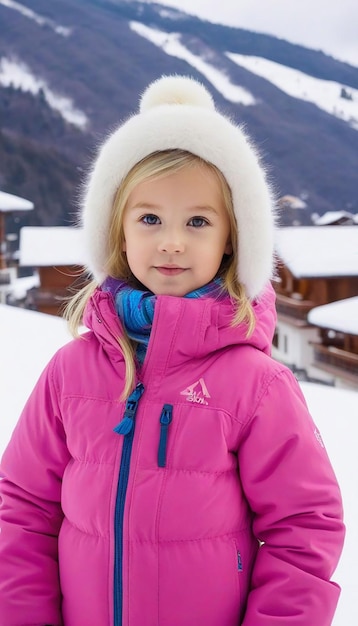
[81,75,276,300]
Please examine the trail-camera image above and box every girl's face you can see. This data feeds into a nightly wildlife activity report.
[122,164,232,296]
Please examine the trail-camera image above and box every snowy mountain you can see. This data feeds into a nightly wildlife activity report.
[1,0,358,228]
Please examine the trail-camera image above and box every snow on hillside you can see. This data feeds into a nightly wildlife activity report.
[131,18,358,131]
[0,57,87,128]
[148,0,358,68]
[2,2,358,132]
[227,53,358,130]
[0,303,357,624]
[130,21,256,105]
[0,0,71,36]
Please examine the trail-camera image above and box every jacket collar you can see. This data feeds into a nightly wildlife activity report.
[83,283,277,366]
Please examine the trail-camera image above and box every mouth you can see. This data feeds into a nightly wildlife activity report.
[155,266,187,276]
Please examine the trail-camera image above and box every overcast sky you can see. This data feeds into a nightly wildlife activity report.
[150,0,358,67]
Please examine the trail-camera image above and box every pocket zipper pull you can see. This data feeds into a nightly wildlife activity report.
[158,404,173,468]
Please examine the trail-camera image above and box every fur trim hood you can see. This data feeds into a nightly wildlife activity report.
[81,75,277,299]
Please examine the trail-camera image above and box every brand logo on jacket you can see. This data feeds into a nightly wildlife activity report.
[180,378,211,405]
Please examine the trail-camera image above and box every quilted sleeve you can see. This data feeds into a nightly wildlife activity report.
[238,368,345,626]
[0,354,70,626]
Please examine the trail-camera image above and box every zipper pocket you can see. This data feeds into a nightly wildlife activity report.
[158,404,173,468]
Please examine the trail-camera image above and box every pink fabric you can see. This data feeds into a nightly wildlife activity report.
[0,284,345,625]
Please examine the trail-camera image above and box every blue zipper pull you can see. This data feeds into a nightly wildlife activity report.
[114,383,145,435]
[158,404,173,468]
[237,551,243,572]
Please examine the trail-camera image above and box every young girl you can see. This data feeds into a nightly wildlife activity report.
[0,76,344,626]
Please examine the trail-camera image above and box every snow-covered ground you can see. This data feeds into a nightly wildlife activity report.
[0,303,357,624]
[300,382,357,625]
[0,305,74,449]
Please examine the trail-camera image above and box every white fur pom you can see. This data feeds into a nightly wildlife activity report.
[140,75,215,112]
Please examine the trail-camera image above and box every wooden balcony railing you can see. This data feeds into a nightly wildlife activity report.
[311,343,358,384]
[275,293,315,323]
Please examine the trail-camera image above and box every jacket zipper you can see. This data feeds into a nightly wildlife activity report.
[158,404,173,468]
[113,383,144,626]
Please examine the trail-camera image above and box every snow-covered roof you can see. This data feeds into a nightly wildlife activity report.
[275,226,358,278]
[19,226,86,266]
[0,190,34,212]
[312,211,357,226]
[278,195,307,209]
[0,274,40,302]
[308,297,358,335]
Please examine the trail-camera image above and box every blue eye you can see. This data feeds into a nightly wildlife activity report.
[142,214,160,225]
[188,217,208,228]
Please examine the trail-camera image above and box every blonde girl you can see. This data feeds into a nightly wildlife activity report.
[0,76,344,626]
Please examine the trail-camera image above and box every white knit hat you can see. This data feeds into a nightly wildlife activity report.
[81,75,276,299]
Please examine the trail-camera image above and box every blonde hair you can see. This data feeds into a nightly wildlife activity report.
[65,149,255,399]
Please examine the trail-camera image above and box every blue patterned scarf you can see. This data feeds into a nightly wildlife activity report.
[102,277,225,364]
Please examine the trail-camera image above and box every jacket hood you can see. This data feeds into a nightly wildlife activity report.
[83,282,277,364]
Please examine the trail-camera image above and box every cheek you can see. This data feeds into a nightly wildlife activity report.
[124,243,144,269]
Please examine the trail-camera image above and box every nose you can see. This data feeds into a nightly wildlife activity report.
[158,229,185,254]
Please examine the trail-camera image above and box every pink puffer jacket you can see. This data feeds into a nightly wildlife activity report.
[0,284,344,626]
